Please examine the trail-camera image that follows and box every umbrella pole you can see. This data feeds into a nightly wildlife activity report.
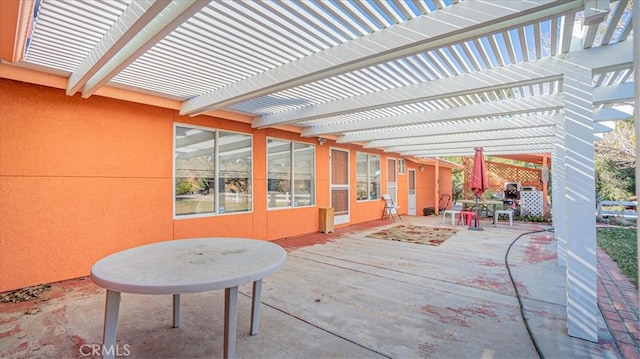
[469,195,484,231]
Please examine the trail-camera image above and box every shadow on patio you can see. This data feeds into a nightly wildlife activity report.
[0,216,632,358]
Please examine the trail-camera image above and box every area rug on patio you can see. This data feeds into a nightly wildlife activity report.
[366,224,458,246]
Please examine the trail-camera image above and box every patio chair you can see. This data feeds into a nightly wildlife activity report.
[442,203,462,225]
[438,194,451,212]
[424,194,452,216]
[456,210,475,226]
[495,209,514,226]
[381,194,401,221]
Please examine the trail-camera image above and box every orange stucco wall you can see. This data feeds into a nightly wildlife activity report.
[0,79,174,292]
[0,79,452,292]
[416,165,453,213]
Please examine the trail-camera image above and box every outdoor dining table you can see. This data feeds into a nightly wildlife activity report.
[91,237,287,359]
[458,199,505,225]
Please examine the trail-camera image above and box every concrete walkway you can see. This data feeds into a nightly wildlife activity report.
[0,216,637,358]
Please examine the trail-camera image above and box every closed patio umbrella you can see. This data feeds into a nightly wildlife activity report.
[469,147,488,230]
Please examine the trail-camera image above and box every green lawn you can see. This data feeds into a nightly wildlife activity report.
[597,226,638,287]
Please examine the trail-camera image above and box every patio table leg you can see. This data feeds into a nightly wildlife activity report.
[102,290,121,359]
[172,294,180,328]
[250,280,262,335]
[224,286,239,359]
[492,204,497,225]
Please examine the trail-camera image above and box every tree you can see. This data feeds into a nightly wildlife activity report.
[595,118,636,201]
[595,118,635,169]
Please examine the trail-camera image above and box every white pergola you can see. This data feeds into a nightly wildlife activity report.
[0,0,636,342]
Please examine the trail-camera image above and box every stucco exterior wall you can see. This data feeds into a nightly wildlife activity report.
[0,79,452,292]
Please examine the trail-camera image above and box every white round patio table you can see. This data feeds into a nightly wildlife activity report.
[91,238,287,359]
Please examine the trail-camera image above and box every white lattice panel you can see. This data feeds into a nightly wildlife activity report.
[521,191,543,216]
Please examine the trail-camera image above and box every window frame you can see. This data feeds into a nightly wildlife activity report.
[173,123,253,219]
[266,137,316,210]
[398,159,406,175]
[356,152,381,202]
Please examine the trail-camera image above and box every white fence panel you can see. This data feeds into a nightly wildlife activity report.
[520,191,543,216]
[597,201,637,219]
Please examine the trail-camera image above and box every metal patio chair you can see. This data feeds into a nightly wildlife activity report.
[381,194,401,221]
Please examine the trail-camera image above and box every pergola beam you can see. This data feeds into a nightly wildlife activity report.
[69,0,209,98]
[593,82,635,105]
[0,0,35,63]
[66,0,169,96]
[365,126,557,148]
[181,0,583,116]
[378,121,610,157]
[594,107,633,122]
[387,135,555,154]
[301,93,563,137]
[254,41,632,129]
[338,115,556,143]
[412,145,555,158]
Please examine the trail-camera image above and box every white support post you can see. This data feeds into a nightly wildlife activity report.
[634,0,640,290]
[553,115,567,267]
[563,69,598,342]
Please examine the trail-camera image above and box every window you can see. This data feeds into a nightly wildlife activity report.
[356,153,380,201]
[174,124,252,217]
[398,159,406,174]
[267,138,315,208]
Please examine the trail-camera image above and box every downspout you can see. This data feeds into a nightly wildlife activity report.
[434,158,440,214]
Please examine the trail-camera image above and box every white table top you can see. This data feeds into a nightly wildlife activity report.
[91,238,287,295]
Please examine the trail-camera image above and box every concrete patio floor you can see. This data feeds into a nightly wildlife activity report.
[0,216,635,358]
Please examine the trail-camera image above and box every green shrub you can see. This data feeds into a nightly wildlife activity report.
[516,209,552,223]
[176,180,193,195]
